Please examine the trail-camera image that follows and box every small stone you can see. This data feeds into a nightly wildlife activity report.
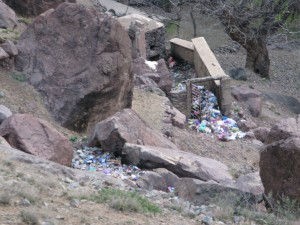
[41,222,55,225]
[56,215,64,220]
[202,215,213,225]
[0,91,5,98]
[20,198,31,207]
[0,105,12,123]
[233,215,245,224]
[64,177,73,183]
[0,47,9,60]
[68,182,80,189]
[70,199,80,208]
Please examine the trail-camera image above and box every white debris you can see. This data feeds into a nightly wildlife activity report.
[145,60,158,71]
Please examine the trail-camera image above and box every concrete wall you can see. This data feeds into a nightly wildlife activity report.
[170,38,194,64]
[118,14,166,60]
[169,37,232,116]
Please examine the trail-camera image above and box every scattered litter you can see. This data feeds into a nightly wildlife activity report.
[168,187,175,193]
[72,147,144,181]
[168,57,176,68]
[188,84,245,141]
[145,60,158,70]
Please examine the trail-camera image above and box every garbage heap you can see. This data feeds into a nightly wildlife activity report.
[72,146,144,180]
[188,84,245,141]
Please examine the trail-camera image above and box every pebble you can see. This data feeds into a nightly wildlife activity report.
[0,91,5,98]
[41,222,55,225]
[56,215,64,220]
[20,198,31,207]
[202,215,214,225]
[70,199,80,208]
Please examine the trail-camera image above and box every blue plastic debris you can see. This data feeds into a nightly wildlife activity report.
[72,147,144,181]
[188,84,245,141]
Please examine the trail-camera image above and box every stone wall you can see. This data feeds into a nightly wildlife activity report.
[170,38,194,64]
[118,14,166,60]
[145,25,166,60]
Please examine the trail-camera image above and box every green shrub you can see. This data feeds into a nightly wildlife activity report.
[11,72,27,82]
[21,210,39,225]
[81,188,161,214]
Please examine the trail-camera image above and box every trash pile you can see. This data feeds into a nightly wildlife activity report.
[72,146,144,181]
[188,84,245,141]
[168,57,197,87]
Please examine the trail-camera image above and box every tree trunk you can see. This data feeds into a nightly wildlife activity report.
[244,40,270,79]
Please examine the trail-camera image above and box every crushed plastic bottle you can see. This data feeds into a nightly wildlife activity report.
[188,84,245,141]
[72,146,144,181]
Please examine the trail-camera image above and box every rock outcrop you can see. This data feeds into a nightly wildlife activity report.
[260,117,300,202]
[252,127,270,143]
[0,0,17,29]
[231,85,262,117]
[4,0,76,16]
[136,171,168,192]
[133,58,172,96]
[16,3,133,132]
[122,143,232,182]
[88,109,178,155]
[0,114,73,166]
[175,177,261,206]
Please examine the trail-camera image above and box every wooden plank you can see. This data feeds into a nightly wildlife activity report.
[188,76,223,83]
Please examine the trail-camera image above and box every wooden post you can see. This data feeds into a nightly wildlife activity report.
[186,80,192,119]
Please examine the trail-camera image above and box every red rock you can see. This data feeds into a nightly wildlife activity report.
[252,127,270,143]
[1,40,18,57]
[0,47,9,60]
[16,3,133,132]
[0,114,73,166]
[122,143,232,182]
[237,119,257,132]
[231,85,262,117]
[136,171,168,192]
[132,58,172,96]
[0,0,17,29]
[260,117,300,202]
[88,109,178,155]
[4,0,76,16]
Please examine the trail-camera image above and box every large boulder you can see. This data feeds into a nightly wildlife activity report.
[231,85,262,117]
[122,143,232,182]
[253,127,270,143]
[260,117,300,202]
[0,0,17,29]
[175,178,259,206]
[16,3,133,132]
[4,0,76,16]
[0,114,73,166]
[88,109,178,155]
[136,171,168,192]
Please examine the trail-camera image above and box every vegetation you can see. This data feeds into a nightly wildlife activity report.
[21,210,39,225]
[80,188,161,214]
[0,194,11,206]
[0,28,19,42]
[11,72,27,82]
[212,191,300,225]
